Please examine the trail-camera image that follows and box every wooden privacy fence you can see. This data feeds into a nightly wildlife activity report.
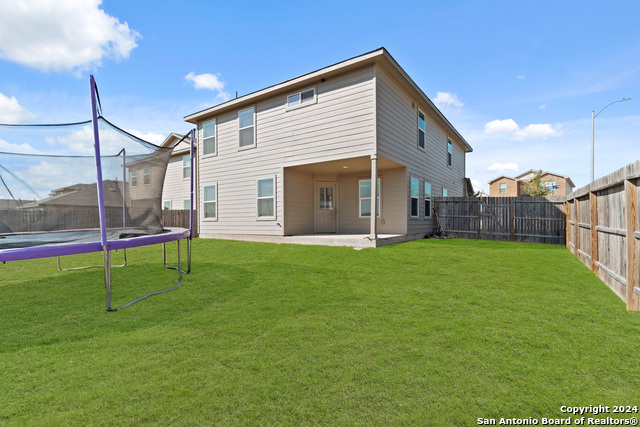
[162,209,197,237]
[565,161,640,311]
[434,197,566,244]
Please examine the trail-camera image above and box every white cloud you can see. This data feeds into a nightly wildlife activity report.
[433,92,464,109]
[0,0,140,73]
[484,119,562,140]
[539,104,547,110]
[185,72,232,103]
[484,119,519,133]
[488,162,519,173]
[514,123,562,141]
[0,93,35,123]
[518,73,526,80]
[128,130,165,146]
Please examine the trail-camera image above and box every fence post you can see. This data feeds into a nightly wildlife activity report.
[510,199,515,241]
[625,179,639,311]
[589,192,599,275]
[477,199,482,240]
[564,201,570,251]
[574,198,580,256]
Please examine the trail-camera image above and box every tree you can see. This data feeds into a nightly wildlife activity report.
[521,170,550,197]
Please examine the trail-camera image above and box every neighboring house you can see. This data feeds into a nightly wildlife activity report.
[489,170,575,197]
[161,133,195,211]
[183,48,473,246]
[23,181,124,210]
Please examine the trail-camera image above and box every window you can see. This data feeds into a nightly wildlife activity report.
[418,110,426,149]
[542,180,556,188]
[447,139,452,166]
[204,184,217,219]
[287,88,316,108]
[130,167,137,187]
[443,188,448,197]
[183,155,190,179]
[257,177,275,219]
[499,183,507,194]
[359,178,381,218]
[143,165,150,185]
[163,201,171,210]
[424,182,432,218]
[183,199,190,210]
[203,119,216,155]
[319,187,334,210]
[410,177,419,217]
[238,107,255,148]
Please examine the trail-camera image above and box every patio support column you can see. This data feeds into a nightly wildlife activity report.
[370,154,378,240]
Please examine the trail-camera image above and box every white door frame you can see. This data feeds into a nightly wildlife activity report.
[314,182,338,233]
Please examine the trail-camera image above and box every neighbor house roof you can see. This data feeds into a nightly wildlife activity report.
[514,170,575,187]
[161,132,194,156]
[184,47,472,153]
[488,175,518,184]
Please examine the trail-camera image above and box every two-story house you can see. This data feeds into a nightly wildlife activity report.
[489,170,574,198]
[184,48,473,247]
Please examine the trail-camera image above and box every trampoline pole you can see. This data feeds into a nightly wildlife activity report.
[189,128,194,240]
[90,74,108,248]
[104,248,112,311]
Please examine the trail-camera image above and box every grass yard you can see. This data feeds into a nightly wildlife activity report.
[1,238,639,426]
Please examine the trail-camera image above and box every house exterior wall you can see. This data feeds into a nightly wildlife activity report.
[540,173,572,196]
[375,67,467,235]
[197,66,376,238]
[162,153,191,210]
[490,177,520,197]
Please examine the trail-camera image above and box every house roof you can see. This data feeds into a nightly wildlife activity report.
[22,180,124,209]
[514,169,575,187]
[184,48,472,153]
[161,132,194,156]
[488,175,518,184]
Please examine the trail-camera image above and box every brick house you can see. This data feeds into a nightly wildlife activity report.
[489,170,574,197]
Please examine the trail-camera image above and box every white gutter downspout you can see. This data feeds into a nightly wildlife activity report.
[370,64,378,242]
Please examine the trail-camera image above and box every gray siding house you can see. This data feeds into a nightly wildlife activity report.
[184,48,472,247]
[161,133,194,211]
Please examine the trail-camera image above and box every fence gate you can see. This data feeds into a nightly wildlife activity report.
[434,197,565,244]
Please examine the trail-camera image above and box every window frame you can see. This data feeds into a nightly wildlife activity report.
[447,138,453,167]
[163,200,171,210]
[256,175,276,220]
[203,183,218,221]
[130,167,138,187]
[499,183,507,194]
[238,106,256,150]
[286,86,317,110]
[417,110,426,151]
[182,155,191,180]
[183,199,190,210]
[358,177,381,218]
[424,182,432,218]
[202,118,217,157]
[143,164,150,185]
[443,188,448,197]
[410,177,419,218]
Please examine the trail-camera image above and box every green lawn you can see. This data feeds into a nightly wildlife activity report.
[1,238,639,426]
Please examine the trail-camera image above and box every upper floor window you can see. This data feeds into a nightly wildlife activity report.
[418,110,426,150]
[443,188,448,197]
[287,88,316,108]
[183,155,190,179]
[130,167,137,187]
[143,165,150,185]
[447,139,452,166]
[183,199,190,210]
[238,107,255,149]
[203,119,216,155]
[410,177,419,217]
[499,183,507,193]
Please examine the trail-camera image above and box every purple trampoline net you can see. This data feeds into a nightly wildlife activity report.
[0,117,188,249]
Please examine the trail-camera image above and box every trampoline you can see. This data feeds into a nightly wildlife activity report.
[0,75,194,311]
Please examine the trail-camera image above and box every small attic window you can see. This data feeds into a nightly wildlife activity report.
[287,87,316,109]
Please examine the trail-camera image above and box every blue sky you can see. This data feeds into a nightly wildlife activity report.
[0,0,638,192]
